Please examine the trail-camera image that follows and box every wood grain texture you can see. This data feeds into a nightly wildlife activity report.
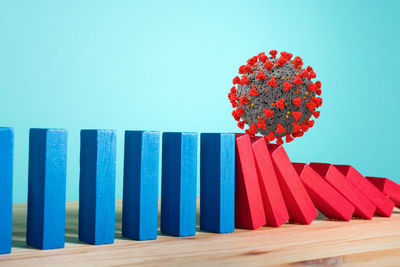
[2,199,400,266]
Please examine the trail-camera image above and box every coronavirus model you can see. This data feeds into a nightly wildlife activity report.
[228,50,322,144]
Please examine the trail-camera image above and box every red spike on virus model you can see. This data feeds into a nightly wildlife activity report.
[228,50,323,144]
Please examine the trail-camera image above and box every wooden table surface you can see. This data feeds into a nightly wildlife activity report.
[1,199,400,267]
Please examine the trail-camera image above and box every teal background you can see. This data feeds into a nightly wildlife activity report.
[1,0,399,203]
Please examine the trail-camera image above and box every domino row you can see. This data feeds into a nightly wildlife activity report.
[1,128,399,255]
[235,133,400,229]
[0,128,235,254]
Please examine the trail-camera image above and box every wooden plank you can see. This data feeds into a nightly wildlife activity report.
[268,144,317,224]
[234,134,266,230]
[367,177,400,208]
[79,130,116,245]
[200,133,235,233]
[27,128,68,250]
[161,132,197,237]
[310,163,376,220]
[3,200,400,266]
[251,138,288,227]
[0,127,14,254]
[122,131,160,240]
[335,165,395,217]
[293,163,355,221]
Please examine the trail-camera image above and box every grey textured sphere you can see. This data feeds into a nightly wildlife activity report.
[238,57,314,136]
[229,51,322,143]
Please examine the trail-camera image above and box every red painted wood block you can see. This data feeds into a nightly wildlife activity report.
[309,163,376,219]
[252,138,289,227]
[335,165,394,217]
[268,144,317,225]
[334,165,394,217]
[293,163,355,221]
[234,134,266,230]
[366,177,400,208]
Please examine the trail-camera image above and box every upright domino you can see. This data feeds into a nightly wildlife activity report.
[0,128,14,254]
[252,138,288,227]
[268,144,317,225]
[200,133,235,233]
[234,134,266,230]
[122,131,160,240]
[335,165,394,217]
[293,163,355,221]
[309,163,375,219]
[161,132,197,237]
[27,128,68,249]
[79,130,116,245]
[366,177,400,208]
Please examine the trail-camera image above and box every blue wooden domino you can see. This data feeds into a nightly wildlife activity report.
[0,127,14,254]
[26,128,68,250]
[200,133,235,233]
[122,130,160,240]
[79,129,116,245]
[161,132,197,237]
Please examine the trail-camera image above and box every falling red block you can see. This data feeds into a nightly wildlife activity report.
[293,163,355,221]
[234,134,266,230]
[252,138,289,227]
[366,177,400,208]
[268,144,318,225]
[335,165,394,217]
[309,163,376,219]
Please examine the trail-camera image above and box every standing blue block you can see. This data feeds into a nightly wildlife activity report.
[79,130,116,245]
[26,128,68,250]
[0,128,14,254]
[161,132,197,237]
[122,131,160,240]
[200,133,235,233]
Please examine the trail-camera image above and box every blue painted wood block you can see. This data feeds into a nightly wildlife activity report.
[79,130,116,245]
[26,128,68,250]
[200,133,235,233]
[122,130,160,241]
[161,132,197,237]
[0,127,14,254]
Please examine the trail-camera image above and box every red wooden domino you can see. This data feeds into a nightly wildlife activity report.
[252,138,289,227]
[268,144,317,225]
[366,177,400,208]
[335,165,394,217]
[293,163,355,221]
[234,134,266,230]
[309,163,376,219]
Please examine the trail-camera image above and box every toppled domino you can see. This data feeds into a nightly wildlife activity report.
[309,163,375,220]
[252,138,289,227]
[234,134,266,230]
[293,163,355,221]
[335,165,394,217]
[366,177,400,209]
[268,145,318,225]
